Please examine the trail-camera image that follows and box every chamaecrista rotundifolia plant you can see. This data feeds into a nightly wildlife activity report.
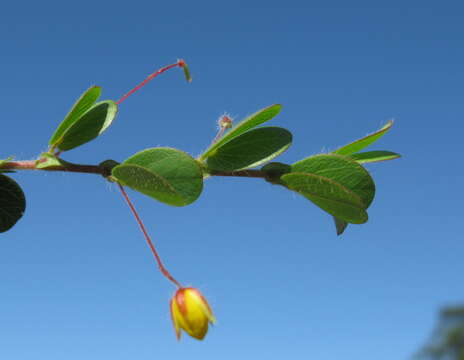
[0,59,400,340]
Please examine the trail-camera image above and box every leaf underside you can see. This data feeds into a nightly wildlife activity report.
[291,154,376,208]
[281,172,368,224]
[112,148,203,207]
[279,154,376,226]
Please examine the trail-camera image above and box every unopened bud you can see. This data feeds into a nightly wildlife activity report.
[218,114,233,129]
[170,287,216,340]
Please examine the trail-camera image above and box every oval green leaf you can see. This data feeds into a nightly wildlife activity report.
[112,148,203,207]
[292,154,375,208]
[57,100,118,151]
[0,174,26,233]
[206,127,292,172]
[332,120,394,156]
[281,172,368,224]
[199,104,282,160]
[49,86,101,147]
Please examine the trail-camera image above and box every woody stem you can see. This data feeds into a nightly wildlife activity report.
[210,126,227,146]
[0,160,268,179]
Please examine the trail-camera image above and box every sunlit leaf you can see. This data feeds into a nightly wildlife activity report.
[206,127,292,172]
[349,150,401,164]
[292,154,375,208]
[57,100,118,151]
[200,104,282,160]
[332,120,394,156]
[49,86,101,147]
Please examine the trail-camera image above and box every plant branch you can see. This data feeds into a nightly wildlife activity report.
[0,160,107,176]
[0,160,268,179]
[208,169,266,178]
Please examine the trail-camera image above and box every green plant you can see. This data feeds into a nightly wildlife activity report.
[0,59,400,339]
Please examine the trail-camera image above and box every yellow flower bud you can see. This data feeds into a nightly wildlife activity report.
[170,287,216,340]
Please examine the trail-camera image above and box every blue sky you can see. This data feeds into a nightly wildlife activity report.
[1,1,463,359]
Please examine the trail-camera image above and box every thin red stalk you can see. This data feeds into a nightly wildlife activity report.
[3,161,36,170]
[117,183,182,288]
[210,127,226,145]
[116,62,181,105]
[207,114,233,148]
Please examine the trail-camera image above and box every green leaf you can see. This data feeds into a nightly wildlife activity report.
[291,154,375,208]
[333,217,348,236]
[332,120,394,156]
[35,153,64,169]
[206,127,292,172]
[181,60,192,83]
[289,154,375,231]
[281,172,368,224]
[200,104,282,160]
[57,100,118,151]
[112,148,203,207]
[0,174,26,232]
[49,86,101,147]
[349,150,401,164]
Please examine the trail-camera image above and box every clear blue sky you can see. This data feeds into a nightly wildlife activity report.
[1,1,462,359]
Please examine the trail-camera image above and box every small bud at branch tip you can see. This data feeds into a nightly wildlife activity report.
[178,59,192,83]
[116,60,190,104]
[218,114,233,129]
